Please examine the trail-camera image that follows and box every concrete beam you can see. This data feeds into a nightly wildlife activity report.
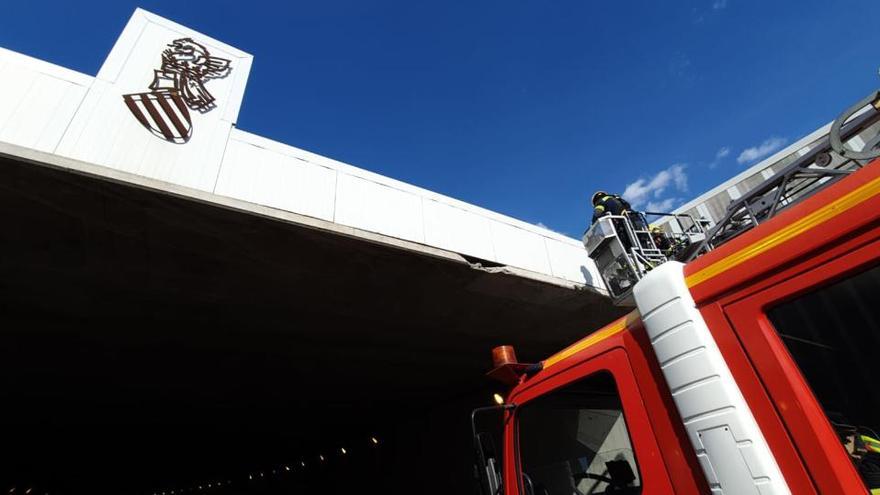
[0,140,602,295]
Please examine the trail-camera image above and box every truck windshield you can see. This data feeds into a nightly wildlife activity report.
[517,371,641,495]
[767,263,880,490]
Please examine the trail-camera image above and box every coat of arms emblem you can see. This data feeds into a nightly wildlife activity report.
[123,38,231,144]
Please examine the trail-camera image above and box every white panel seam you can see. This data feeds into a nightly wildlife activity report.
[51,82,92,154]
[34,83,75,150]
[419,196,428,244]
[105,18,149,83]
[210,124,235,194]
[541,237,554,277]
[331,168,340,223]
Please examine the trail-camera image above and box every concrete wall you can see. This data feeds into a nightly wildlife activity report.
[0,8,603,291]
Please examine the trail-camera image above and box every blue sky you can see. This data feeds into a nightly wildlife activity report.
[2,0,879,236]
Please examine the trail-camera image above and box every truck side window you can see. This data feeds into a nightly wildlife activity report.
[517,371,641,495]
[766,263,880,490]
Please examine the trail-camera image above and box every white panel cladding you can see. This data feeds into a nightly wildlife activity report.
[61,80,234,190]
[214,136,336,222]
[0,48,91,153]
[0,7,605,291]
[489,221,553,275]
[633,262,790,495]
[696,203,714,225]
[334,173,426,244]
[55,9,252,192]
[726,185,742,201]
[422,199,496,261]
[544,238,601,288]
[214,131,601,287]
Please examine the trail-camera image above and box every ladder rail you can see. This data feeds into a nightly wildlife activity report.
[584,86,880,306]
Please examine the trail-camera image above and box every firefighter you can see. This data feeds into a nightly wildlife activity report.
[591,191,650,230]
[834,422,880,490]
[591,191,649,250]
[651,226,672,252]
[591,191,630,224]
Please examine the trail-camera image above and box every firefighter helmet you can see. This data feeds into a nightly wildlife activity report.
[591,191,608,206]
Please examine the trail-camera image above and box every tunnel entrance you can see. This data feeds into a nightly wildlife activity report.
[0,151,623,494]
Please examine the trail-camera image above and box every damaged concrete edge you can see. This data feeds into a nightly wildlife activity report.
[0,140,608,296]
[465,262,608,295]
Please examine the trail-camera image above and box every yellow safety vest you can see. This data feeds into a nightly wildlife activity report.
[862,434,880,454]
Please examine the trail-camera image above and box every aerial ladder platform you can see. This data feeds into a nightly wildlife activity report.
[584,86,880,306]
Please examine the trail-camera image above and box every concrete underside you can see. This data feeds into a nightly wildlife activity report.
[0,150,624,494]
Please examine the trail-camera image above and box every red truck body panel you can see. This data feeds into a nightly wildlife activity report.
[687,160,880,493]
[502,159,880,493]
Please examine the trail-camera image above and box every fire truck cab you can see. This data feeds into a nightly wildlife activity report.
[474,104,880,494]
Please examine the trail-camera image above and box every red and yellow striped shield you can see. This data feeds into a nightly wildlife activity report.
[123,90,192,144]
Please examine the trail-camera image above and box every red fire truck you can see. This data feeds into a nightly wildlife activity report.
[473,89,880,494]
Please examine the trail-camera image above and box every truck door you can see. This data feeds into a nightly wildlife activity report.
[508,347,674,495]
[724,241,880,493]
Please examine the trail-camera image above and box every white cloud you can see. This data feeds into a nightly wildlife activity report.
[646,197,679,212]
[623,164,688,209]
[713,0,727,9]
[708,146,731,169]
[668,53,695,82]
[737,137,787,164]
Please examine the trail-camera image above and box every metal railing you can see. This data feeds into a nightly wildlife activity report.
[582,214,668,305]
[683,91,880,261]
[583,87,880,305]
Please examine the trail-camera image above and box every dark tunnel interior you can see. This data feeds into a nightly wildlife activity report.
[0,154,623,494]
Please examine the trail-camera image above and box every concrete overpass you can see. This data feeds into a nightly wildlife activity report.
[0,10,620,494]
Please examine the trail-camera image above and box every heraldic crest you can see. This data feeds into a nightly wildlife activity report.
[123,38,231,144]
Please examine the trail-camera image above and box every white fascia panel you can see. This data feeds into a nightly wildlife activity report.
[55,9,253,192]
[0,54,89,153]
[57,78,233,192]
[215,137,336,222]
[334,173,425,244]
[489,222,553,275]
[544,237,604,289]
[226,131,583,249]
[0,47,93,87]
[422,199,496,262]
[33,83,90,153]
[0,76,71,149]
